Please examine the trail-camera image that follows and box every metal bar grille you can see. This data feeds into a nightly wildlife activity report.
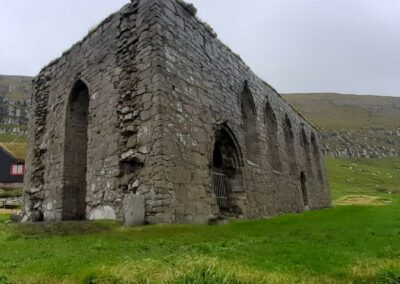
[212,168,229,210]
[63,180,86,220]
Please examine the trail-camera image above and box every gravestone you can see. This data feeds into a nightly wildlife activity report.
[123,193,145,226]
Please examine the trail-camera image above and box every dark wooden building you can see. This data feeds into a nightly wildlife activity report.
[0,143,26,184]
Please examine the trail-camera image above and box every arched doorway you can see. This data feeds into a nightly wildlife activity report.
[301,171,309,208]
[62,80,89,220]
[212,125,244,213]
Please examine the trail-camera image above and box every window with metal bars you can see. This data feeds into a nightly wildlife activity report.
[212,168,229,210]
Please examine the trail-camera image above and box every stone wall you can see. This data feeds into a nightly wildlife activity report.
[22,0,331,224]
[152,0,331,223]
[24,3,133,222]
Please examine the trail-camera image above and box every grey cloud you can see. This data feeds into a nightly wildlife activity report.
[0,0,398,96]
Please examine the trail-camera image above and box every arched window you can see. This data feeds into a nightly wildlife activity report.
[212,124,243,212]
[240,83,259,163]
[311,133,323,183]
[265,101,281,171]
[301,171,309,208]
[301,127,312,174]
[283,115,297,174]
[63,80,89,220]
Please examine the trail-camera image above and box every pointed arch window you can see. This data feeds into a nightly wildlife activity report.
[311,133,323,183]
[240,83,260,163]
[63,80,89,220]
[265,101,281,171]
[212,124,244,212]
[301,127,312,174]
[284,115,297,174]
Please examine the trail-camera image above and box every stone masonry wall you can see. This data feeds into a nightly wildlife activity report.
[152,0,331,223]
[23,0,331,224]
[23,8,123,221]
[23,1,162,222]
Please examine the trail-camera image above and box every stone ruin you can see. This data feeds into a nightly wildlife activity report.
[22,0,331,225]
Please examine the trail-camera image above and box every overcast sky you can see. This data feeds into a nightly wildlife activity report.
[0,0,399,96]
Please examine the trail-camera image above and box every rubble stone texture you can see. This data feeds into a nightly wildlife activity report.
[22,0,331,224]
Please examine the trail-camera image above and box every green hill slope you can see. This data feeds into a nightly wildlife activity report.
[0,75,32,100]
[283,93,400,158]
[0,75,32,142]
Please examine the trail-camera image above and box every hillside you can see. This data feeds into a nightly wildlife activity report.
[0,75,32,142]
[1,78,399,158]
[0,75,32,100]
[284,93,400,158]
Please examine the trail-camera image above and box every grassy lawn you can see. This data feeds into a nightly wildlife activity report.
[327,157,400,200]
[0,158,399,283]
[0,133,26,143]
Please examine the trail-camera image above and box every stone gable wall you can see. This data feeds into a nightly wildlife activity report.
[22,0,331,224]
[23,1,156,222]
[23,7,124,221]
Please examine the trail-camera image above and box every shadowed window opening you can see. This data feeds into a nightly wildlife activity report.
[265,101,281,171]
[240,83,259,163]
[284,115,297,174]
[311,133,323,183]
[120,159,143,176]
[119,158,143,193]
[301,128,312,174]
[301,171,309,207]
[63,80,89,221]
[213,142,224,169]
[212,125,243,213]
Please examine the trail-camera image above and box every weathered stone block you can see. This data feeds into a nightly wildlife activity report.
[170,167,191,184]
[123,194,145,226]
[89,206,116,220]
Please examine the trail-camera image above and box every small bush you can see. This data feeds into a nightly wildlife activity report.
[0,276,13,284]
[176,0,197,17]
[376,271,400,284]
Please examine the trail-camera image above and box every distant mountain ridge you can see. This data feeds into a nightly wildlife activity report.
[283,93,400,158]
[0,76,399,159]
[0,75,32,142]
[0,75,32,100]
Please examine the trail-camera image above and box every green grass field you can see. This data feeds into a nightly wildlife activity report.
[327,158,400,199]
[0,158,399,284]
[0,133,26,143]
